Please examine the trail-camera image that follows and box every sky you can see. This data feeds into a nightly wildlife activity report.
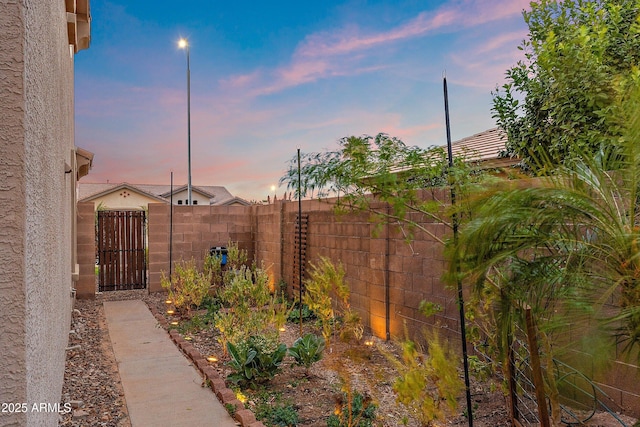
[75,0,531,202]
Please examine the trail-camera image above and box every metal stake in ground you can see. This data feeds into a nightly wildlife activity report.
[297,148,303,337]
[443,74,473,427]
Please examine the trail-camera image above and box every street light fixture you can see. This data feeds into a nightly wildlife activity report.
[178,37,192,205]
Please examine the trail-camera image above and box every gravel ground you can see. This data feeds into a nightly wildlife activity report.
[58,291,147,427]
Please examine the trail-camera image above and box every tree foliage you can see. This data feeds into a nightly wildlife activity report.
[452,87,640,363]
[280,133,489,244]
[492,0,640,170]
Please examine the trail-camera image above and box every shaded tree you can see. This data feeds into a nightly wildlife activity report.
[493,0,640,170]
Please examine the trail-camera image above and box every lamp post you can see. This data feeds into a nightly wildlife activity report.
[178,38,192,205]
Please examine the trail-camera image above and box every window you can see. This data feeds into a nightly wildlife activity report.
[177,200,183,205]
[193,200,198,205]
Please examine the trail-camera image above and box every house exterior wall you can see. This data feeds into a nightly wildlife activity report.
[0,1,28,424]
[89,190,162,211]
[0,1,76,426]
[171,188,210,206]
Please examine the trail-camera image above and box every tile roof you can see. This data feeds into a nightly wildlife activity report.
[447,127,517,167]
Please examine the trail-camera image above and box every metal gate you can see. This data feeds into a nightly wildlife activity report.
[97,210,147,291]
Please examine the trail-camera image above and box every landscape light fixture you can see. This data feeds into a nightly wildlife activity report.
[178,37,192,205]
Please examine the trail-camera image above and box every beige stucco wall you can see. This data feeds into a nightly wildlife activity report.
[172,188,210,205]
[1,1,76,426]
[90,189,163,210]
[0,1,28,425]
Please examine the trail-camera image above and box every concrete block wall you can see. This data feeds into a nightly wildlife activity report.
[276,199,457,344]
[142,196,640,416]
[148,204,253,292]
[251,203,284,288]
[76,202,96,299]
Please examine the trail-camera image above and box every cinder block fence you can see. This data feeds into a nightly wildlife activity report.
[77,197,640,417]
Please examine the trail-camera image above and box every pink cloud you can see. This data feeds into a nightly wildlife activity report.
[447,29,528,88]
[296,0,529,58]
[219,0,530,98]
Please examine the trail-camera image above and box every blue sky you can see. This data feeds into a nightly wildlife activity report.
[75,0,530,201]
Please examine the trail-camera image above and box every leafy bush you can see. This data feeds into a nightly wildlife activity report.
[288,333,325,370]
[327,390,377,427]
[226,336,287,386]
[386,328,463,426]
[205,241,250,287]
[339,308,364,343]
[161,259,211,315]
[303,257,362,345]
[204,252,224,287]
[214,264,290,350]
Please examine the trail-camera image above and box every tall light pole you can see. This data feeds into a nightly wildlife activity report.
[178,38,192,205]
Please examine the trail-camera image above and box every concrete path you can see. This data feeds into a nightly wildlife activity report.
[104,299,238,427]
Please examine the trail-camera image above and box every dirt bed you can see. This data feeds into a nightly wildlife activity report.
[59,290,637,427]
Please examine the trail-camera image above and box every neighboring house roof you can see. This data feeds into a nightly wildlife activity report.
[448,127,516,167]
[78,182,241,206]
[79,182,169,204]
[158,184,221,200]
[217,196,251,206]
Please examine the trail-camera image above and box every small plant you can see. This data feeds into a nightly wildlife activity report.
[303,257,362,346]
[339,308,364,343]
[214,264,291,351]
[204,252,224,287]
[385,326,463,426]
[254,392,299,427]
[288,333,325,371]
[287,302,316,323]
[327,390,377,427]
[161,259,211,316]
[224,403,237,417]
[173,311,216,334]
[226,335,287,386]
[225,241,248,271]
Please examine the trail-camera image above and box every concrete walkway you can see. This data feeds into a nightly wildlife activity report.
[104,299,238,427]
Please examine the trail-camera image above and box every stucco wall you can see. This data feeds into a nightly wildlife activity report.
[172,188,210,206]
[1,1,76,426]
[90,189,161,210]
[0,1,28,425]
[24,0,75,424]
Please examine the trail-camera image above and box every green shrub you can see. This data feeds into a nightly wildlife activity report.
[327,390,377,427]
[255,395,299,427]
[287,302,316,323]
[214,264,290,350]
[288,333,325,370]
[161,259,211,315]
[172,310,216,334]
[303,257,362,346]
[227,335,287,386]
[204,252,224,287]
[386,327,463,426]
